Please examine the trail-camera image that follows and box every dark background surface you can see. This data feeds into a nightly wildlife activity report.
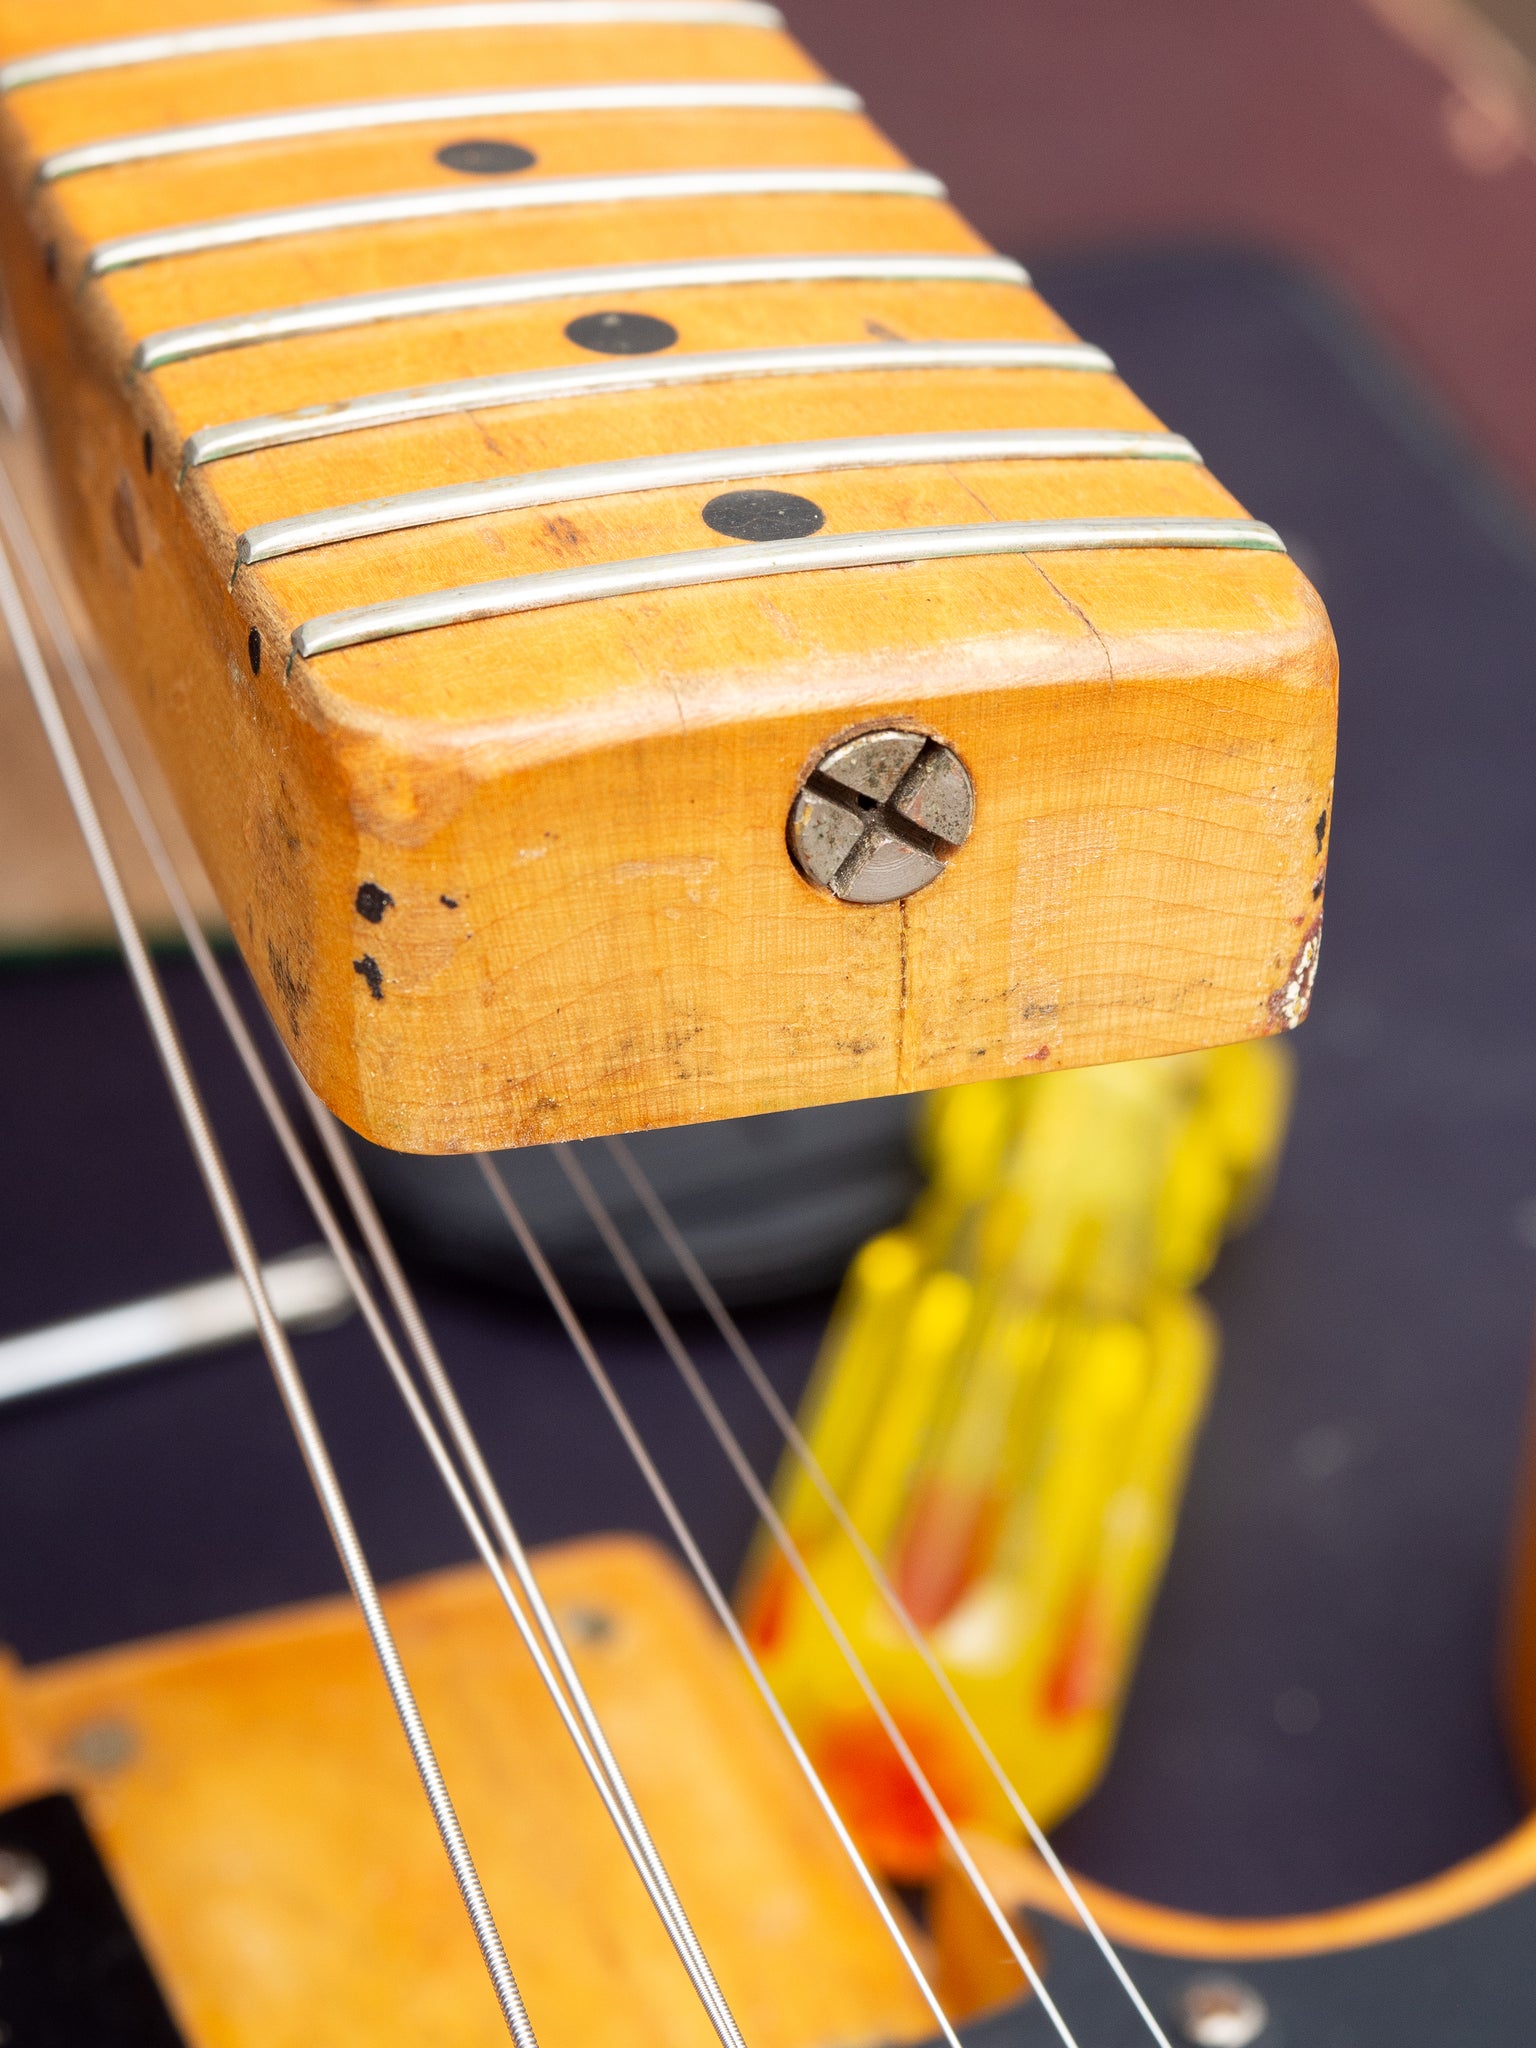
[5,0,1536,1939]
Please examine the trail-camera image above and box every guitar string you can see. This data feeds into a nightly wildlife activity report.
[0,454,751,2048]
[602,1136,1178,2048]
[544,1143,1103,2048]
[0,526,957,2048]
[0,414,964,2048]
[0,419,1143,2048]
[4,4,1184,2029]
[0,522,539,2048]
[306,1095,956,2048]
[3,375,1141,2046]
[479,1154,973,2048]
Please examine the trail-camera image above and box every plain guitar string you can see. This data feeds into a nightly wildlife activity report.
[603,1134,1180,2048]
[539,1141,1081,2037]
[0,375,1169,2047]
[0,393,1164,2048]
[0,457,754,2048]
[0,426,960,2046]
[296,1092,942,2048]
[0,506,541,2044]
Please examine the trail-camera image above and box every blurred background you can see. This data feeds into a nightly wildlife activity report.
[5,0,1536,1934]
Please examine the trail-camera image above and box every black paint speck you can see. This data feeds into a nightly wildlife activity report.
[440,894,459,908]
[436,139,536,176]
[247,627,261,675]
[353,955,384,1001]
[1312,874,1326,899]
[355,881,394,924]
[565,310,679,356]
[141,430,153,476]
[702,489,826,542]
[1315,807,1328,852]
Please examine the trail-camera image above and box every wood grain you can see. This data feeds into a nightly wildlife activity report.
[2,1537,940,2048]
[0,0,1337,1149]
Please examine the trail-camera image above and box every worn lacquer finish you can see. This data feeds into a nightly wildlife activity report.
[0,1539,940,2048]
[0,0,1336,1150]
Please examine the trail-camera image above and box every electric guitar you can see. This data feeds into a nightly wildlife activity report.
[25,8,1520,2048]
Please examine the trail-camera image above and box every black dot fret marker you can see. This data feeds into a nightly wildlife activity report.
[565,310,679,356]
[436,139,537,176]
[703,490,827,542]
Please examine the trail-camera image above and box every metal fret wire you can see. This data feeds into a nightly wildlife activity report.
[87,168,948,276]
[0,5,786,92]
[0,454,750,2048]
[604,1137,1178,2048]
[0,520,538,2047]
[40,84,866,182]
[185,341,1103,469]
[237,428,1201,567]
[548,1146,1087,2046]
[135,255,1031,369]
[293,516,1283,659]
[476,1155,965,2048]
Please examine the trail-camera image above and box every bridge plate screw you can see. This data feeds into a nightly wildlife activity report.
[1173,1974,1270,2047]
[787,728,975,904]
[0,1846,48,1925]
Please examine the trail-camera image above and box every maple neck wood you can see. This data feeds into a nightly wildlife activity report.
[0,3,1335,1151]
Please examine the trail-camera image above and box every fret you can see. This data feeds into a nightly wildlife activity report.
[40,84,865,183]
[184,341,1115,468]
[88,168,948,277]
[135,254,1030,370]
[292,518,1286,659]
[0,5,786,92]
[237,429,1201,567]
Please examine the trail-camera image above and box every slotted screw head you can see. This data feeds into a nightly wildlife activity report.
[0,1847,47,1925]
[1174,1975,1270,2047]
[787,728,975,903]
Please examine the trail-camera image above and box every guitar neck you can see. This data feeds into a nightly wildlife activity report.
[0,1,1335,1152]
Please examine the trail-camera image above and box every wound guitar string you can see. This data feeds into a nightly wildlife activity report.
[0,344,1181,2048]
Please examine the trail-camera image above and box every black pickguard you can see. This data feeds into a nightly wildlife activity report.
[0,1793,187,2047]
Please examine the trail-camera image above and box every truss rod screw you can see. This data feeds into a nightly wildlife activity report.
[787,727,975,904]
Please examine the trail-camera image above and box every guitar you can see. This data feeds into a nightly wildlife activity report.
[14,6,1492,2048]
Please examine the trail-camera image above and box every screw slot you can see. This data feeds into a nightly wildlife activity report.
[0,1847,48,1925]
[787,727,974,904]
[1174,1975,1270,2047]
